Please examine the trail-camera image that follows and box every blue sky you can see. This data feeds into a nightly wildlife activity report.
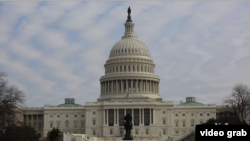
[0,1,250,107]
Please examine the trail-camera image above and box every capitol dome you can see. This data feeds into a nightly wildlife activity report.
[98,7,162,102]
[109,38,151,59]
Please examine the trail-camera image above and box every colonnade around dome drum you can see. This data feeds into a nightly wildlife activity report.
[100,79,159,95]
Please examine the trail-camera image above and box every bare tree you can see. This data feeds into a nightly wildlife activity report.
[223,83,250,123]
[0,72,26,133]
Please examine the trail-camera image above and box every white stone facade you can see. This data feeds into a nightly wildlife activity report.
[19,12,217,139]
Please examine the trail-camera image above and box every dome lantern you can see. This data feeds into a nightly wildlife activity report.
[122,7,136,39]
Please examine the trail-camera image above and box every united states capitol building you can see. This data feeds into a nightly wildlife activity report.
[18,9,217,140]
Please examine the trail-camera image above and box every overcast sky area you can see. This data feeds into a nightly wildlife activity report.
[0,1,250,107]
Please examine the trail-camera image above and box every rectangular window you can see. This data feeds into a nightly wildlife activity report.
[163,119,166,124]
[93,130,96,135]
[66,115,68,117]
[146,129,148,134]
[82,115,84,117]
[74,122,77,128]
[176,121,178,127]
[57,115,60,117]
[50,123,53,128]
[93,120,96,125]
[163,111,165,114]
[39,123,41,130]
[75,115,77,117]
[50,115,53,117]
[200,114,202,116]
[57,122,60,128]
[82,122,84,128]
[183,121,185,127]
[163,129,166,135]
[110,129,113,135]
[207,113,210,116]
[183,114,185,116]
[135,129,138,134]
[66,121,69,128]
[120,66,122,72]
[93,112,95,114]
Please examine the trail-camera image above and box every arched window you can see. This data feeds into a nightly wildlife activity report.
[66,120,69,128]
[191,119,194,126]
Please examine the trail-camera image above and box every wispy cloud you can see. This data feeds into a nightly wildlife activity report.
[1,1,250,106]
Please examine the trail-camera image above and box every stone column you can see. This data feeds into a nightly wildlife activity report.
[121,80,123,93]
[106,109,108,125]
[139,108,141,125]
[126,80,128,92]
[42,115,44,130]
[158,82,159,93]
[104,82,106,94]
[116,80,118,93]
[153,109,155,125]
[131,79,133,93]
[150,109,151,124]
[136,80,138,92]
[170,110,172,126]
[114,109,116,125]
[103,109,105,126]
[111,81,113,93]
[132,108,134,124]
[31,114,33,127]
[117,109,120,126]
[152,82,154,94]
[149,80,151,93]
[142,80,146,93]
[100,83,102,94]
[36,115,38,130]
[108,81,109,94]
[142,108,144,125]
[141,81,143,93]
